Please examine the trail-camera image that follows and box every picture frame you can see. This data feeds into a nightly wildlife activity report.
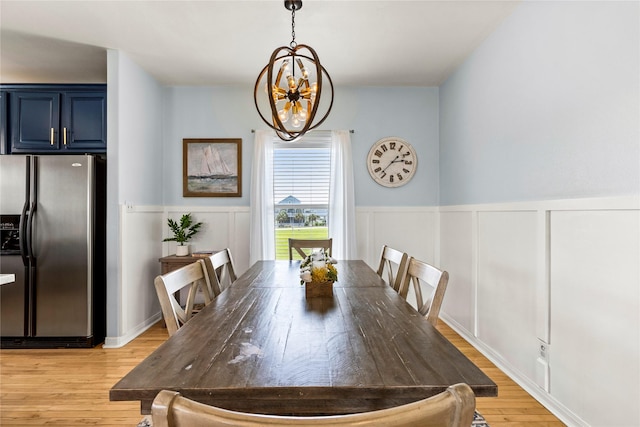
[183,138,242,197]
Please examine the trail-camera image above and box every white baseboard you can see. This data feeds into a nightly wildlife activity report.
[441,313,588,427]
[103,312,162,349]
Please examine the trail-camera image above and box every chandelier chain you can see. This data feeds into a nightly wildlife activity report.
[290,7,297,48]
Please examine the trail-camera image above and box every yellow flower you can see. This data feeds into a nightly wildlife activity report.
[309,264,338,283]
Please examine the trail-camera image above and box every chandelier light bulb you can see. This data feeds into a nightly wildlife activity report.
[295,102,307,120]
[280,60,290,73]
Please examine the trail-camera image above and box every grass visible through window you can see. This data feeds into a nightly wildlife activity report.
[275,226,329,260]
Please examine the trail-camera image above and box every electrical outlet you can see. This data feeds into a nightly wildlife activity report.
[538,340,549,362]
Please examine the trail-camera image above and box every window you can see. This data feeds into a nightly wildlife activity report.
[250,129,355,264]
[273,135,331,259]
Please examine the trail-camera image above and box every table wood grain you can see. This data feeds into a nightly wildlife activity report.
[110,260,497,415]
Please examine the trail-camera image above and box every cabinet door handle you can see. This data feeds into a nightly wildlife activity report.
[50,128,55,145]
[63,127,67,145]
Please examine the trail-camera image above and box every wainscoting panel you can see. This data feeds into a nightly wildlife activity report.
[355,207,438,270]
[107,206,252,348]
[105,204,164,348]
[356,207,439,310]
[439,197,639,426]
[477,210,539,382]
[232,210,251,275]
[164,207,252,275]
[439,211,475,335]
[549,210,639,426]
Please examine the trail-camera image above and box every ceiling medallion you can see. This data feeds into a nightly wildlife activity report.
[254,0,334,141]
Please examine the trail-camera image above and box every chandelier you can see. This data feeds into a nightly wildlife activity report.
[254,0,334,142]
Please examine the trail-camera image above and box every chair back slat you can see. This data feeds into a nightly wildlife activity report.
[288,238,333,260]
[154,259,212,337]
[204,248,237,296]
[375,245,408,292]
[399,257,449,326]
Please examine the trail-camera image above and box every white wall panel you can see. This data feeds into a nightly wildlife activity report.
[477,211,539,380]
[105,205,164,348]
[163,210,229,255]
[372,210,436,264]
[356,208,438,272]
[440,197,639,426]
[369,209,437,310]
[109,206,253,347]
[232,211,251,275]
[355,210,373,265]
[162,208,251,276]
[550,210,640,426]
[440,211,475,333]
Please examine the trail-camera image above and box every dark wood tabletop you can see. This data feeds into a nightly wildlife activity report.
[110,260,497,415]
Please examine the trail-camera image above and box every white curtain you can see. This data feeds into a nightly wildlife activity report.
[328,130,358,259]
[249,130,275,265]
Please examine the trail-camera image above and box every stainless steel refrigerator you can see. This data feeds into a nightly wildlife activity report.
[0,154,106,348]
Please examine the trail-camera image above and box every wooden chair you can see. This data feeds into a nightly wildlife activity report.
[376,245,409,293]
[288,238,333,260]
[399,257,449,326]
[203,248,237,297]
[153,259,212,337]
[151,383,476,427]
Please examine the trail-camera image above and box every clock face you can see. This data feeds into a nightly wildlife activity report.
[367,137,417,188]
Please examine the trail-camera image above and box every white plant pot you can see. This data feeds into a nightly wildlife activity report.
[175,245,189,256]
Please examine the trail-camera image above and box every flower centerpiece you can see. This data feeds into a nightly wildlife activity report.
[300,249,338,298]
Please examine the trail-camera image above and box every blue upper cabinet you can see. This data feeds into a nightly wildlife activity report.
[62,91,107,151]
[9,92,62,151]
[3,85,106,154]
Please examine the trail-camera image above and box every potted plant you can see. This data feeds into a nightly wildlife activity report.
[163,213,203,256]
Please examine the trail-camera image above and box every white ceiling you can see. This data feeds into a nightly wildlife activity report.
[0,0,520,87]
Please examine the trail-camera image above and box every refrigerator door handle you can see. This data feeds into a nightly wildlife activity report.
[19,202,29,266]
[26,156,37,265]
[25,202,36,264]
[19,155,32,267]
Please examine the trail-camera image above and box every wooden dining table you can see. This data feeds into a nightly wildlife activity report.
[110,260,497,415]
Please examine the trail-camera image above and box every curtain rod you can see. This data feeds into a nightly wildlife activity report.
[251,129,354,133]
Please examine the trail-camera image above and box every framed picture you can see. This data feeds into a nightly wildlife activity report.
[183,138,242,197]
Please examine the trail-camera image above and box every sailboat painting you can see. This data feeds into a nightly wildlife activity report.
[183,139,242,197]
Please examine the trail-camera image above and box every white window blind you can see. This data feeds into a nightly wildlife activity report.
[273,132,331,259]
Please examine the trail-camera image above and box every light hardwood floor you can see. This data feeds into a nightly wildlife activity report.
[0,321,566,427]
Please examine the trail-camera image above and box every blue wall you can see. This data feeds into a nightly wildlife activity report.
[162,86,440,207]
[439,1,639,205]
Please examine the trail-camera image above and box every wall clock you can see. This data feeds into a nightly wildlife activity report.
[366,137,417,188]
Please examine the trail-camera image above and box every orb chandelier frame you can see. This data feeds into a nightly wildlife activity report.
[254,0,334,141]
